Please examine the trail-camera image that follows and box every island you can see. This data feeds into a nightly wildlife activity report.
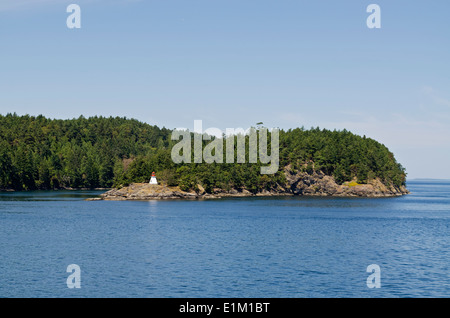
[0,114,409,198]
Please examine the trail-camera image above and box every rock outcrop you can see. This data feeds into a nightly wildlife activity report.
[284,168,409,197]
[99,183,203,200]
[94,168,408,201]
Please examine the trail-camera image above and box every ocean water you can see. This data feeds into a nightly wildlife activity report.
[0,180,449,298]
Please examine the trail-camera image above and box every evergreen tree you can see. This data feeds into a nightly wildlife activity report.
[0,114,407,192]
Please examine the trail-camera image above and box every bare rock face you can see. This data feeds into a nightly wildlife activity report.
[284,168,409,197]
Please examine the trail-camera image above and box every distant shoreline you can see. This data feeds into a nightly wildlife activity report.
[0,187,111,193]
[408,178,450,181]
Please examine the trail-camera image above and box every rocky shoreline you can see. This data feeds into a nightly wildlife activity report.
[92,170,409,201]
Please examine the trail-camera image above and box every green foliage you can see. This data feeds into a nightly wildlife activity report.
[0,113,170,189]
[279,128,407,187]
[0,114,407,191]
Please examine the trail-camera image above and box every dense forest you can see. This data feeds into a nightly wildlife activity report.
[0,114,406,192]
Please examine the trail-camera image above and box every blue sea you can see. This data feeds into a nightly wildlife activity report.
[0,180,449,298]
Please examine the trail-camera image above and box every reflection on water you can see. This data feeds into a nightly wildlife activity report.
[0,190,105,201]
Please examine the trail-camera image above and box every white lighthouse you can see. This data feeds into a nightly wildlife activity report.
[149,171,158,185]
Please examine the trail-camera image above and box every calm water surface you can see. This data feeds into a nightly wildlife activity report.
[0,180,449,298]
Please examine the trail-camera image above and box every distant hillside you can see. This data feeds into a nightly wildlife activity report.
[0,114,407,194]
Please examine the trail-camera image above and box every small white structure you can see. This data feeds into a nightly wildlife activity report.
[149,171,158,185]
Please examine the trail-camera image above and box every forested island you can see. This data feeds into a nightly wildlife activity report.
[0,114,408,197]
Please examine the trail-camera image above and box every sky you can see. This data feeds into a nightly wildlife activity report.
[0,0,449,179]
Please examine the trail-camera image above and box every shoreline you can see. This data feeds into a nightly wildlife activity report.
[93,180,409,201]
[1,171,410,200]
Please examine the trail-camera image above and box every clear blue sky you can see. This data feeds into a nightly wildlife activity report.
[1,0,449,179]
